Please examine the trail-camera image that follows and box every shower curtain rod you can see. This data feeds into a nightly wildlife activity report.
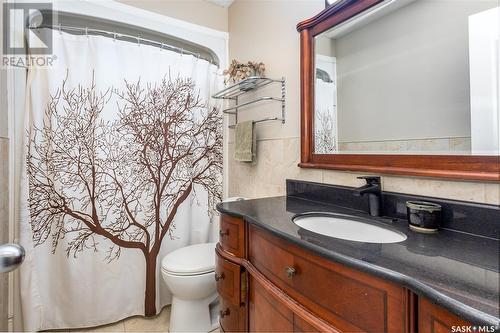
[29,24,213,63]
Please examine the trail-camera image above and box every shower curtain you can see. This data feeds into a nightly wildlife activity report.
[19,30,223,331]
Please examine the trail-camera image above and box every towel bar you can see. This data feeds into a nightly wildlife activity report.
[212,76,286,129]
[228,117,284,129]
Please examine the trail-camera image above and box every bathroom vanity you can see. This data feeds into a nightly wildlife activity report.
[214,0,500,330]
[215,181,499,332]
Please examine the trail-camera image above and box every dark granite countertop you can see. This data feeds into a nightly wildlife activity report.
[216,195,500,327]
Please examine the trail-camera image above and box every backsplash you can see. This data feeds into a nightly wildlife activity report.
[287,179,499,239]
[338,136,471,154]
[228,137,500,205]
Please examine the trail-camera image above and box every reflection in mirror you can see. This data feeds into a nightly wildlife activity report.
[314,0,500,155]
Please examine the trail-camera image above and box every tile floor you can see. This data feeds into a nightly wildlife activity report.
[46,306,220,332]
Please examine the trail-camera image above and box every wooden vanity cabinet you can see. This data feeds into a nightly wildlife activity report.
[216,213,473,333]
[248,224,407,333]
[216,214,247,332]
[418,298,471,333]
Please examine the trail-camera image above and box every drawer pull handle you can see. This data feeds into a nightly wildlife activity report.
[219,230,229,237]
[220,308,230,318]
[214,272,225,281]
[285,266,296,278]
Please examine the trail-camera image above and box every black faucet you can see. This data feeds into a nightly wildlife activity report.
[353,176,382,217]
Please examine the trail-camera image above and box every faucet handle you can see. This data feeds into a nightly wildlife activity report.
[357,176,381,185]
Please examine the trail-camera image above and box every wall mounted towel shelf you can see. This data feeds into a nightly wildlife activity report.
[212,76,285,128]
[227,117,283,129]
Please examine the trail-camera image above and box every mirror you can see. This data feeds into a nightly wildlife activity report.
[313,0,499,156]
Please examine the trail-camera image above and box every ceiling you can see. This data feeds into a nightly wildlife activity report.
[205,0,235,8]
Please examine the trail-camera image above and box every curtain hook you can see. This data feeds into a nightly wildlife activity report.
[58,23,62,35]
[160,42,164,51]
[197,53,201,62]
[85,27,88,38]
[137,36,140,47]
[113,32,117,42]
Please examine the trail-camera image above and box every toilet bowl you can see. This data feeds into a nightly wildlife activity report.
[161,242,218,332]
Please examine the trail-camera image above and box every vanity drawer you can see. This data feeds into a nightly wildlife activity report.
[215,252,242,306]
[248,225,295,290]
[249,224,406,333]
[219,214,245,258]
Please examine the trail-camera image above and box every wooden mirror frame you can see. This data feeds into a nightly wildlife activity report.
[297,0,500,181]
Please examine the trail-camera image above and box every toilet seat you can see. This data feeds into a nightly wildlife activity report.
[161,243,216,276]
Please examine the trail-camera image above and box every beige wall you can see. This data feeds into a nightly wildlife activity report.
[227,0,500,205]
[117,0,229,31]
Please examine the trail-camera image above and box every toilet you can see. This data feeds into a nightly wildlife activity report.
[161,242,218,332]
[161,198,246,332]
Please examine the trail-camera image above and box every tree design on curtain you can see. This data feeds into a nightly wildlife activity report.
[27,73,222,316]
[315,109,337,154]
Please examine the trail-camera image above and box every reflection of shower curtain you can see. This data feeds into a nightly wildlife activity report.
[19,30,222,331]
[315,79,337,153]
[315,55,337,154]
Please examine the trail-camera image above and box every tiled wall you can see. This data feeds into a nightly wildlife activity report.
[0,138,9,331]
[227,1,500,206]
[337,137,471,155]
[228,137,500,205]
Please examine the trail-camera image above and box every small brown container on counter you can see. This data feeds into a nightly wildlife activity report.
[406,201,442,233]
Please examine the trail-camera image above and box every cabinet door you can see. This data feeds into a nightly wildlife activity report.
[219,298,246,332]
[418,298,470,333]
[249,275,294,332]
[216,252,242,305]
[216,251,247,332]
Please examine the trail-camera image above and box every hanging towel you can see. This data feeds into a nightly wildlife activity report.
[234,120,256,163]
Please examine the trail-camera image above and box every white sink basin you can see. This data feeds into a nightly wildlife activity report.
[293,214,407,244]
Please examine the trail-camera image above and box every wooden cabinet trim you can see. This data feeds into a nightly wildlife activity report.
[294,314,320,332]
[404,289,418,333]
[216,215,470,333]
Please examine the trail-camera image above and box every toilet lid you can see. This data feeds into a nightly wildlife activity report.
[161,243,216,276]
